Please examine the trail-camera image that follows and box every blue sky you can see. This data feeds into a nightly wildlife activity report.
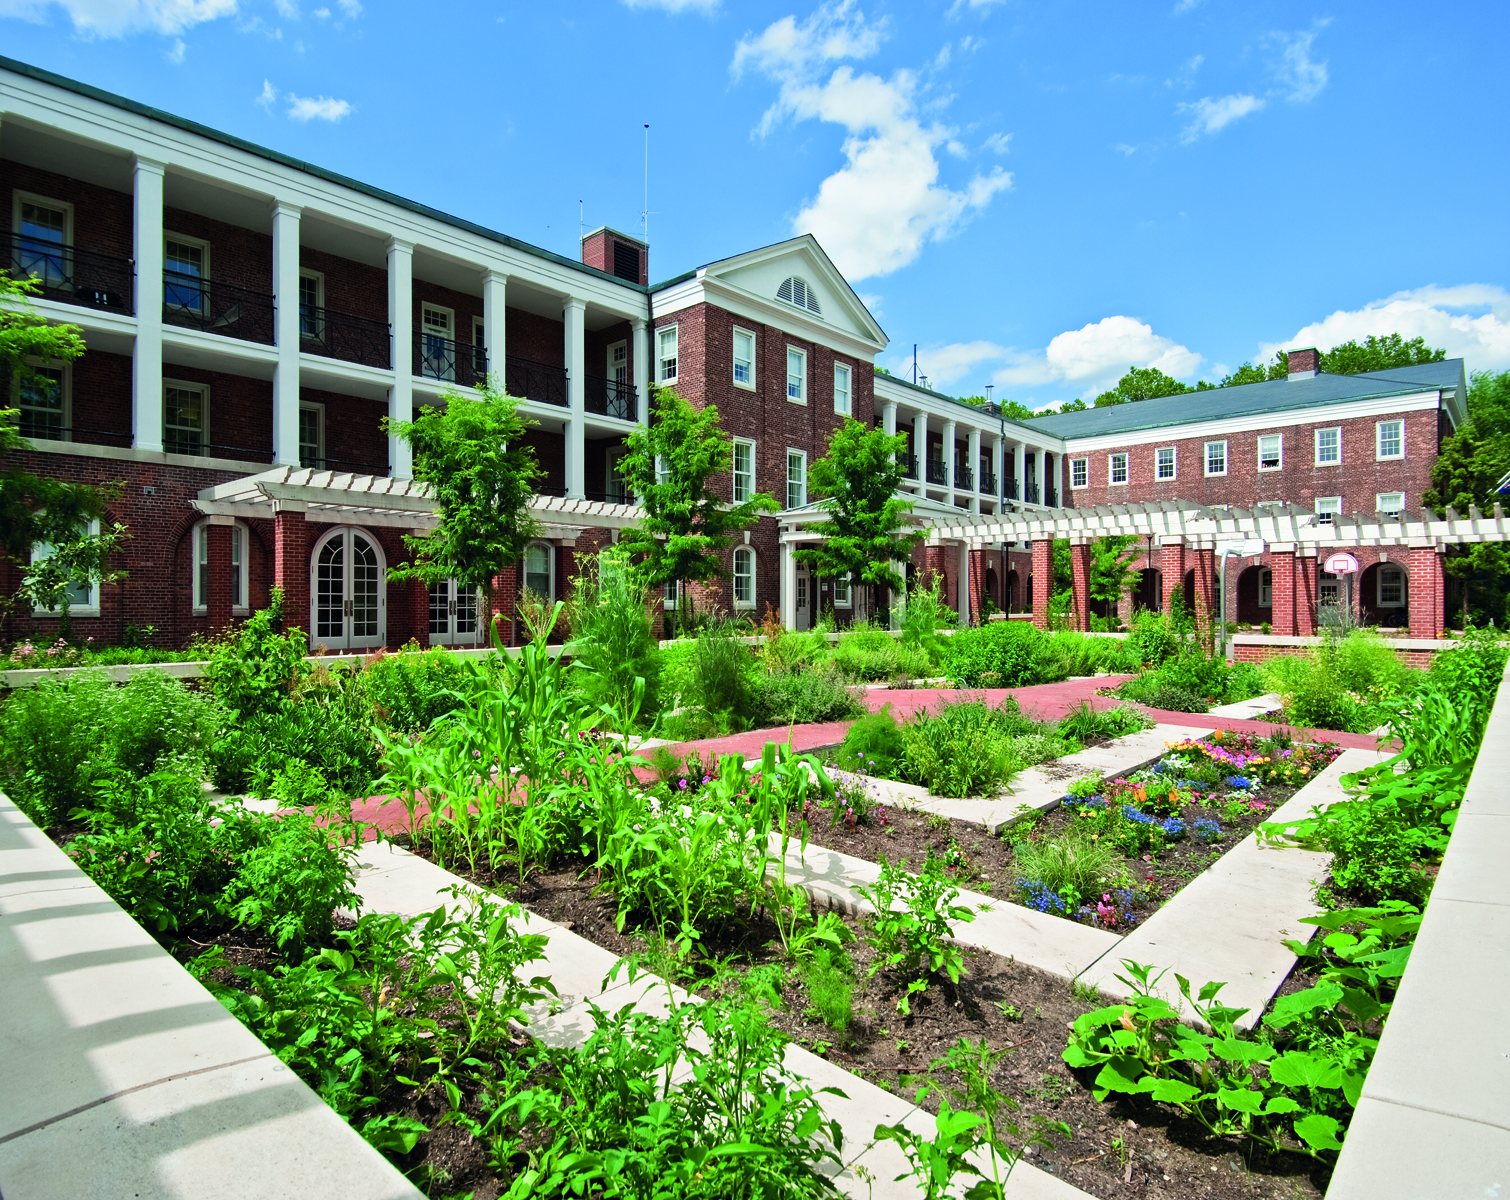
[3,0,1507,410]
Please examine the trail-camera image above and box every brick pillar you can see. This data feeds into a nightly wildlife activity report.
[924,545,951,610]
[1296,551,1318,636]
[1159,538,1185,615]
[1434,550,1446,637]
[1031,539,1052,630]
[411,577,431,648]
[206,522,233,631]
[969,548,987,623]
[1408,545,1439,639]
[272,510,309,634]
[1192,544,1216,636]
[490,564,517,645]
[1271,546,1297,636]
[1069,538,1092,631]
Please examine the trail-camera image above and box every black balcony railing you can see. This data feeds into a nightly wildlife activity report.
[585,375,635,420]
[1004,478,1018,501]
[586,487,636,505]
[13,421,131,448]
[1045,486,1058,507]
[982,471,998,495]
[164,271,275,343]
[8,234,134,314]
[164,435,274,461]
[926,458,948,485]
[955,465,974,490]
[301,306,391,369]
[505,354,568,408]
[415,332,487,388]
[899,451,918,479]
[1026,482,1040,504]
[303,455,392,476]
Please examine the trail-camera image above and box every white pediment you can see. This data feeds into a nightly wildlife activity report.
[704,236,886,349]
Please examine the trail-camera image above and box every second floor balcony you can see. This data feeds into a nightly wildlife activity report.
[164,270,275,344]
[955,465,974,490]
[899,451,918,479]
[981,470,998,495]
[1004,477,1018,501]
[301,306,391,370]
[504,354,569,408]
[415,331,487,389]
[8,233,133,315]
[1025,482,1040,504]
[926,458,948,486]
[585,375,635,421]
[1045,486,1058,507]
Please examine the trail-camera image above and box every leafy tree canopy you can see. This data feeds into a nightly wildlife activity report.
[386,380,542,613]
[795,418,925,619]
[1092,365,1216,409]
[1220,334,1446,388]
[617,387,778,594]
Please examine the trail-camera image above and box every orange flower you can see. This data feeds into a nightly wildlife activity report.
[1119,1010,1137,1032]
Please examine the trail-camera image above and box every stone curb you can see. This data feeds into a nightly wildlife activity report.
[0,794,424,1200]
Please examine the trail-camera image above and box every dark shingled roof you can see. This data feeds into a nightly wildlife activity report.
[1024,360,1466,438]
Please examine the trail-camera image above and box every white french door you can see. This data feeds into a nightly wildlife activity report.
[429,578,481,645]
[311,527,386,650]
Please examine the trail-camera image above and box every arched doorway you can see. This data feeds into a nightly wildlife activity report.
[1361,561,1408,627]
[1006,569,1020,613]
[1134,567,1162,613]
[984,567,998,614]
[1183,568,1195,613]
[310,526,386,650]
[1235,565,1272,626]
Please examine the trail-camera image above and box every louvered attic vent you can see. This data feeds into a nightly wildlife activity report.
[612,241,641,282]
[776,276,822,316]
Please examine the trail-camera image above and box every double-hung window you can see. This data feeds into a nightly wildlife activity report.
[833,362,852,415]
[733,547,755,608]
[832,574,851,607]
[164,235,208,314]
[164,382,208,456]
[523,543,553,600]
[657,325,678,383]
[1378,565,1406,607]
[298,271,324,341]
[1315,426,1341,466]
[15,194,71,290]
[1109,452,1129,485]
[1204,440,1227,476]
[1258,569,1273,608]
[1155,447,1176,481]
[1258,434,1283,470]
[1377,419,1404,460]
[732,328,755,388]
[299,403,325,469]
[1315,496,1342,525]
[786,347,807,403]
[1377,492,1405,518]
[1070,457,1088,488]
[30,518,101,615]
[732,439,755,503]
[17,363,68,440]
[786,450,807,509]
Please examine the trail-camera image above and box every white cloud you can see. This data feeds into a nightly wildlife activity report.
[1172,0,1203,13]
[983,131,1011,154]
[165,35,185,60]
[946,0,1005,15]
[274,0,296,16]
[894,340,1006,387]
[1270,23,1329,102]
[858,291,883,317]
[734,1,1012,280]
[312,5,328,14]
[286,92,351,121]
[1113,141,1137,156]
[0,0,238,36]
[1259,285,1510,374]
[255,78,277,108]
[335,0,357,13]
[622,0,718,10]
[1177,93,1264,142]
[995,315,1204,396]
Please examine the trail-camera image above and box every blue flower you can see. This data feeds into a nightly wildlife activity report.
[1016,879,1071,916]
[1192,818,1223,843]
[1226,775,1255,789]
[1159,817,1186,838]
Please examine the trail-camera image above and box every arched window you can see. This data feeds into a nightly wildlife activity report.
[191,518,249,615]
[309,526,386,650]
[776,275,822,316]
[733,546,755,608]
[523,542,553,601]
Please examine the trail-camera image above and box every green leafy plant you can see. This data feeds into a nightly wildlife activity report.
[857,852,979,1013]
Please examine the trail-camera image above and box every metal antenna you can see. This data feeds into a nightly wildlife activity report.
[913,344,918,385]
[642,124,651,244]
[579,200,584,242]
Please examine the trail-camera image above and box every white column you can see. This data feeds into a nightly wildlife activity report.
[992,435,1004,506]
[1044,452,1057,506]
[882,400,897,436]
[131,158,165,453]
[957,540,971,624]
[942,419,957,493]
[563,296,586,499]
[967,428,982,514]
[482,270,508,392]
[631,316,649,425]
[270,201,302,466]
[1014,442,1027,503]
[913,410,928,484]
[387,239,414,480]
[781,536,797,630]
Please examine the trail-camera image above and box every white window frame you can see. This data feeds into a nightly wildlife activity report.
[299,401,325,469]
[732,546,756,609]
[429,578,482,645]
[1108,452,1129,486]
[192,518,251,616]
[1204,440,1227,477]
[1319,570,1341,607]
[1155,446,1176,481]
[831,573,852,608]
[1376,492,1406,518]
[786,346,807,405]
[732,438,756,504]
[1377,564,1406,608]
[663,578,678,611]
[298,269,325,341]
[605,446,630,503]
[1315,426,1341,466]
[30,517,101,616]
[13,190,74,246]
[1315,496,1342,525]
[164,232,211,315]
[1376,419,1404,461]
[14,359,71,442]
[1258,568,1272,608]
[732,327,755,390]
[787,449,807,509]
[1258,434,1283,471]
[522,540,554,602]
[657,324,678,384]
[833,361,852,415]
[1070,457,1089,489]
[163,379,209,457]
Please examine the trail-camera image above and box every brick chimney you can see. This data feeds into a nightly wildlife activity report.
[1287,346,1321,380]
[580,227,648,286]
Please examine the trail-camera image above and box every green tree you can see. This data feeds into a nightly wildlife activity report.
[617,387,778,624]
[1089,535,1140,618]
[386,380,542,631]
[1321,334,1445,374]
[1221,360,1288,386]
[795,418,926,624]
[2,273,125,638]
[1092,365,1213,408]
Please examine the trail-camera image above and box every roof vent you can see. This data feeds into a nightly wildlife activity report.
[777,275,822,316]
[1287,346,1320,380]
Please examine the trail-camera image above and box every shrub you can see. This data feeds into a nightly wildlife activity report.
[899,699,1025,797]
[564,548,659,724]
[835,706,906,776]
[757,666,862,727]
[357,644,473,736]
[1127,610,1182,666]
[203,589,308,720]
[943,621,1051,688]
[688,621,760,728]
[898,575,949,666]
[1040,631,1142,679]
[833,626,903,681]
[1013,824,1120,912]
